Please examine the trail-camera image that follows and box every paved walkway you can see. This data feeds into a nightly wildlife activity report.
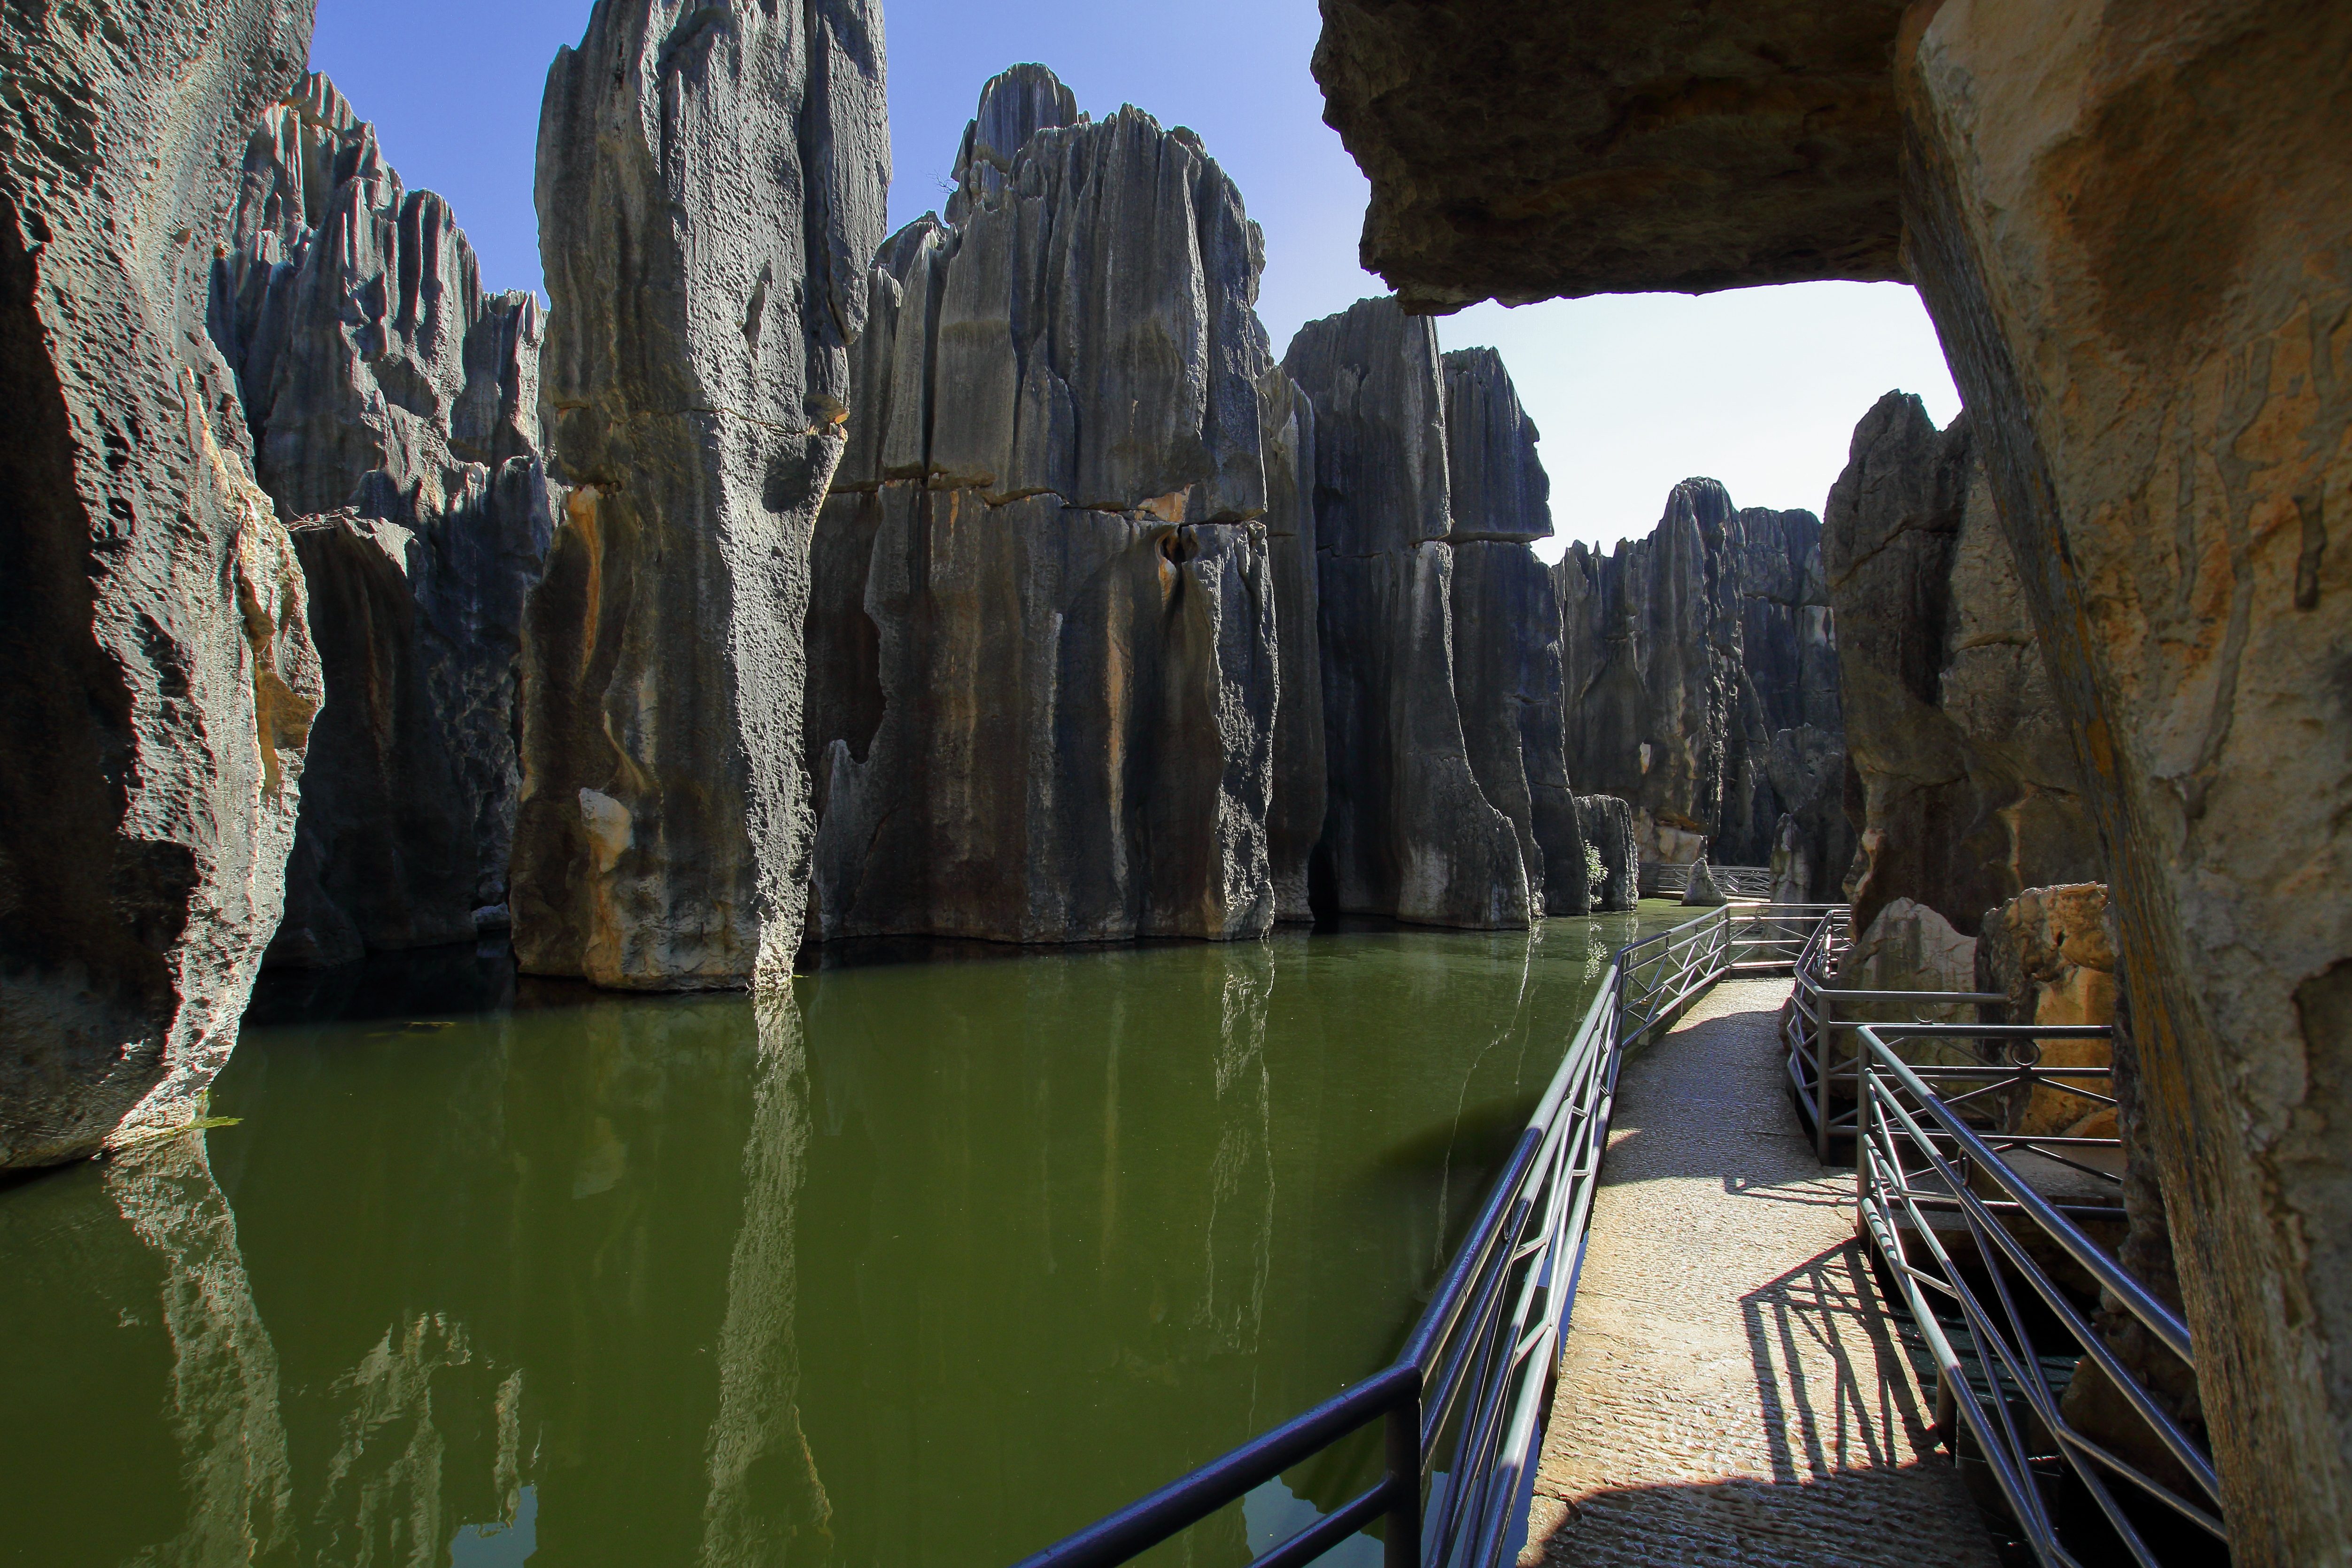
[1521,979,1998,1567]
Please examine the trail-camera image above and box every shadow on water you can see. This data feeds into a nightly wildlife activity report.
[1,908,1691,1568]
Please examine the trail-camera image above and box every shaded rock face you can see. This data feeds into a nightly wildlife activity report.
[1285,298,1530,929]
[805,69,1280,942]
[1442,349,1588,916]
[1574,796,1638,915]
[1555,482,1847,886]
[1312,0,1907,310]
[1823,394,2098,944]
[210,76,560,967]
[1315,0,2352,1535]
[1258,367,1325,921]
[0,0,323,1168]
[518,0,889,989]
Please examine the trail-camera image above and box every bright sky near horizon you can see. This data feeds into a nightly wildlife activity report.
[310,0,1960,556]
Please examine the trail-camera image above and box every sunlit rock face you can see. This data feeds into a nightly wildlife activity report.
[516,0,889,988]
[1824,392,2097,946]
[1554,481,1847,884]
[1440,348,1589,915]
[210,75,560,968]
[804,66,1283,943]
[1283,297,1531,930]
[0,0,323,1168]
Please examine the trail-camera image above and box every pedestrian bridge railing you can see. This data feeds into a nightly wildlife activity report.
[1010,903,1839,1568]
[1855,1023,2226,1565]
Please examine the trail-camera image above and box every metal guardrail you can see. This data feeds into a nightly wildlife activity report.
[1639,861,1776,899]
[1855,1023,2226,1565]
[1777,907,2019,1160]
[1011,904,1842,1568]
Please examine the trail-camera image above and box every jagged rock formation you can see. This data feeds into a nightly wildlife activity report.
[1575,796,1638,914]
[517,0,889,988]
[210,75,560,967]
[1554,481,1847,888]
[1284,298,1531,929]
[804,68,1281,943]
[1442,348,1589,915]
[1310,0,2352,1545]
[1259,368,1326,921]
[0,0,323,1169]
[1824,393,2098,962]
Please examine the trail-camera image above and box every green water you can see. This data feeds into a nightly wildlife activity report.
[0,909,1688,1568]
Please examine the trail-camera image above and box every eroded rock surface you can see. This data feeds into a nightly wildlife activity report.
[1286,298,1529,929]
[1555,481,1846,887]
[1312,0,1907,311]
[518,0,889,988]
[1823,394,2097,943]
[211,75,559,966]
[1576,796,1639,915]
[805,67,1278,943]
[0,0,322,1168]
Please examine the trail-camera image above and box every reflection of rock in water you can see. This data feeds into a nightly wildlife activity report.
[698,990,833,1566]
[313,1314,478,1565]
[1430,927,1539,1273]
[1197,945,1276,1367]
[106,1135,294,1567]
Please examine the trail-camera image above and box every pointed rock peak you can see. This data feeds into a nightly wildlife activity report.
[947,63,1081,223]
[1441,345,1552,543]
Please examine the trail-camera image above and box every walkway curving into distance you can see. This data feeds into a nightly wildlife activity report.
[1520,978,1999,1568]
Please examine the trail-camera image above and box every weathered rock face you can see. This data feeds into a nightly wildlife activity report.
[1312,0,1907,311]
[518,0,889,989]
[210,76,559,967]
[1259,366,1326,921]
[0,0,323,1168]
[1897,10,2352,1540]
[1311,0,2352,1543]
[1285,298,1530,929]
[805,69,1280,943]
[1555,482,1847,886]
[1442,348,1587,915]
[1679,859,1725,909]
[1575,796,1638,915]
[1824,394,2099,944]
[1976,883,2118,1137]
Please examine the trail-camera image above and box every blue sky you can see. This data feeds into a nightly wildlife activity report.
[310,0,1959,553]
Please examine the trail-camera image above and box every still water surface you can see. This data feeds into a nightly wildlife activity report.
[1,910,1686,1568]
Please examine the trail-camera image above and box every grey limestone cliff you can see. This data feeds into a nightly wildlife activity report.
[1825,392,2099,959]
[210,75,559,968]
[1284,297,1531,930]
[517,0,890,989]
[0,0,323,1168]
[805,66,1282,943]
[1442,347,1588,914]
[1555,479,1847,891]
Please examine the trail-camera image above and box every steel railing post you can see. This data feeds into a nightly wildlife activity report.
[1385,1396,1423,1568]
[1816,991,1834,1162]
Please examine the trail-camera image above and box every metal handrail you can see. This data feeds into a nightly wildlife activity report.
[1012,905,1837,1568]
[1855,1021,2226,1564]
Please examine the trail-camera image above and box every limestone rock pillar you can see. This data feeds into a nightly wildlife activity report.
[1284,297,1531,929]
[518,0,889,989]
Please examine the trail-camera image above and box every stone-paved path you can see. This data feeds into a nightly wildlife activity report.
[1520,978,1998,1567]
